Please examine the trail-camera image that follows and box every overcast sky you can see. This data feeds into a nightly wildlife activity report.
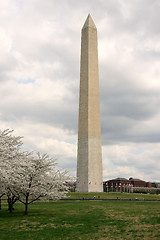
[1,0,160,182]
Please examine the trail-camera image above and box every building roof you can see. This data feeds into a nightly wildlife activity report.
[111,177,128,181]
[129,177,144,181]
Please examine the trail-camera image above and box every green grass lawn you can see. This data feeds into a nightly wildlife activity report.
[0,194,160,240]
[67,192,160,200]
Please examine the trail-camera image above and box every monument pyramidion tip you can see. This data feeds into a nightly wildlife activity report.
[82,14,97,29]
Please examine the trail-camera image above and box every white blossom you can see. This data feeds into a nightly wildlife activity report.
[0,129,69,214]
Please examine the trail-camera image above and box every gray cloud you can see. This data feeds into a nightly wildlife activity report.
[0,0,160,181]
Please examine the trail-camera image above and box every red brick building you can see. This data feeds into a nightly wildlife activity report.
[129,178,146,187]
[103,178,133,192]
[103,177,151,192]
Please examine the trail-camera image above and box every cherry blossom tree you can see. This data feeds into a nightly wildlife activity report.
[0,129,69,215]
[0,129,24,212]
[0,129,23,161]
[8,153,68,215]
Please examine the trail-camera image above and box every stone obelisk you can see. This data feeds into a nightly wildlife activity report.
[77,14,103,192]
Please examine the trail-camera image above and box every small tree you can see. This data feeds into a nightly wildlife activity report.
[6,152,68,215]
[0,129,24,212]
[0,129,69,215]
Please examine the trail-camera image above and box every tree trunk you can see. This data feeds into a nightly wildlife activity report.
[8,204,13,213]
[8,199,13,213]
[7,195,17,213]
[24,203,28,215]
[24,194,29,215]
[0,194,5,210]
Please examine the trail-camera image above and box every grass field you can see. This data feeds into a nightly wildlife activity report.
[0,193,160,240]
[67,192,160,200]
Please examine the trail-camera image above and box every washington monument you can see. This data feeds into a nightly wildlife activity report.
[77,14,103,192]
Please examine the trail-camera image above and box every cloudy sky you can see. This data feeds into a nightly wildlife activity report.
[1,0,160,182]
